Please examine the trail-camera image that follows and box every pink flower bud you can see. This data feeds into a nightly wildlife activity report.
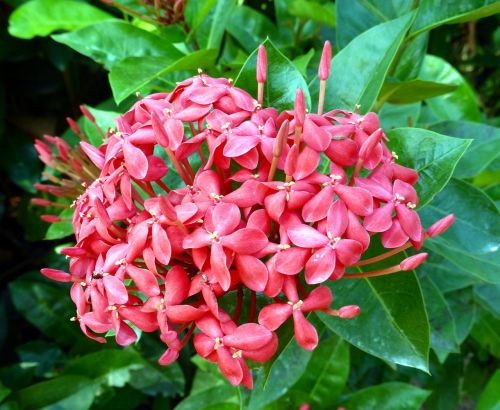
[359,128,383,161]
[299,404,310,410]
[256,44,267,83]
[61,247,87,257]
[40,214,61,223]
[338,305,361,319]
[66,117,82,136]
[273,119,289,157]
[318,41,332,81]
[294,88,306,127]
[41,268,71,282]
[400,253,428,271]
[79,105,95,122]
[31,198,52,207]
[427,214,455,237]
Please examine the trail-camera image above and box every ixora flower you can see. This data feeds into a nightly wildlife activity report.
[36,42,454,388]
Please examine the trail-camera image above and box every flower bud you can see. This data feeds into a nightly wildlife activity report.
[400,253,428,271]
[31,198,52,207]
[359,128,383,161]
[60,247,87,257]
[273,120,289,157]
[427,214,455,237]
[41,214,62,223]
[257,44,267,83]
[41,268,72,282]
[66,117,82,136]
[294,88,306,127]
[318,41,332,81]
[79,105,95,122]
[338,305,361,319]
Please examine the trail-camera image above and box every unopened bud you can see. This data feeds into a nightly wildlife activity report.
[256,44,267,83]
[31,198,52,207]
[400,253,428,271]
[273,120,289,157]
[66,117,83,136]
[41,214,61,223]
[294,88,306,127]
[427,214,455,238]
[359,128,383,161]
[41,268,71,282]
[61,247,87,257]
[79,105,95,122]
[338,305,361,319]
[318,41,332,81]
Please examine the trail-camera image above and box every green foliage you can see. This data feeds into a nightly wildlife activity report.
[2,0,500,408]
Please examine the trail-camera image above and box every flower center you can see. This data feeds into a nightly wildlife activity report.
[214,337,223,350]
[288,300,303,310]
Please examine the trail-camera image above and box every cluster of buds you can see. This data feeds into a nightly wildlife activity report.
[100,0,185,26]
[39,42,454,388]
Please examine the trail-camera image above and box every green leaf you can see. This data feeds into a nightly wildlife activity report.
[0,382,10,404]
[475,283,500,319]
[478,370,500,410]
[411,0,500,37]
[429,121,500,179]
[420,179,500,284]
[310,13,414,113]
[471,309,500,358]
[393,32,429,81]
[288,0,336,27]
[419,274,458,363]
[235,39,311,112]
[8,0,114,39]
[205,0,237,50]
[53,21,183,70]
[419,55,481,123]
[318,271,430,372]
[292,49,315,77]
[9,273,82,345]
[386,128,471,207]
[64,349,144,388]
[174,385,239,410]
[379,79,457,105]
[45,208,74,240]
[16,375,97,410]
[184,0,217,39]
[379,102,421,130]
[293,335,349,407]
[336,0,383,48]
[338,382,431,410]
[445,287,477,344]
[246,339,312,410]
[82,106,120,147]
[109,48,218,104]
[226,6,281,54]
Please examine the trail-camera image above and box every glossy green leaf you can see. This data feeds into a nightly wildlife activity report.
[184,0,217,40]
[336,0,382,47]
[293,336,349,407]
[419,55,481,122]
[471,310,500,358]
[429,121,500,179]
[411,0,500,36]
[235,39,311,112]
[445,287,477,344]
[246,339,312,410]
[53,21,182,70]
[190,0,236,50]
[16,375,97,410]
[9,273,81,345]
[478,370,500,410]
[419,275,458,362]
[45,208,74,240]
[292,49,315,77]
[379,79,457,104]
[0,383,10,403]
[310,13,414,113]
[288,0,336,27]
[175,385,239,410]
[109,48,218,104]
[319,271,430,372]
[63,349,144,388]
[420,179,500,284]
[379,102,421,130]
[393,32,429,81]
[387,128,471,208]
[82,106,120,147]
[475,284,500,319]
[8,0,114,39]
[338,382,431,410]
[226,6,281,54]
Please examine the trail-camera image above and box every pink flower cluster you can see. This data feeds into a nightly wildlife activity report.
[39,43,454,388]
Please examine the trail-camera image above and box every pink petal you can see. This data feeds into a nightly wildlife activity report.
[211,242,231,291]
[381,219,409,248]
[393,179,418,205]
[123,140,148,179]
[212,202,241,236]
[103,275,128,305]
[221,228,268,254]
[275,247,310,275]
[258,303,292,331]
[325,138,358,167]
[326,199,348,237]
[174,103,212,122]
[396,205,422,242]
[287,224,328,248]
[223,323,272,350]
[264,190,286,222]
[127,222,149,262]
[334,185,373,216]
[302,118,330,151]
[182,228,211,249]
[235,255,268,292]
[188,86,227,105]
[158,348,179,365]
[152,224,171,265]
[293,310,318,351]
[294,146,320,180]
[196,314,223,338]
[302,286,333,311]
[164,265,190,306]
[223,135,260,157]
[41,268,71,282]
[305,246,336,284]
[335,239,363,266]
[364,204,394,232]
[243,332,278,362]
[120,307,158,332]
[115,321,137,346]
[166,305,207,323]
[302,186,334,222]
[217,347,243,386]
[193,333,215,358]
[126,265,160,296]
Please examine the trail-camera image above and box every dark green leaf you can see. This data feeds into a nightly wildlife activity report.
[235,39,311,112]
[45,208,74,240]
[288,0,336,27]
[420,179,500,284]
[380,79,457,104]
[292,49,315,77]
[246,339,312,410]
[475,283,500,319]
[393,32,429,81]
[379,102,421,130]
[16,375,97,410]
[419,55,481,123]
[53,21,183,70]
[419,275,458,362]
[336,0,383,48]
[16,341,66,378]
[445,287,477,344]
[471,309,500,358]
[109,49,218,104]
[411,0,500,36]
[338,382,431,409]
[184,0,217,38]
[477,370,500,410]
[387,128,471,207]
[429,121,500,179]
[82,106,120,147]
[318,271,430,372]
[226,6,281,54]
[310,13,414,113]
[8,0,114,39]
[0,382,10,404]
[174,385,239,410]
[204,0,237,50]
[293,335,349,407]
